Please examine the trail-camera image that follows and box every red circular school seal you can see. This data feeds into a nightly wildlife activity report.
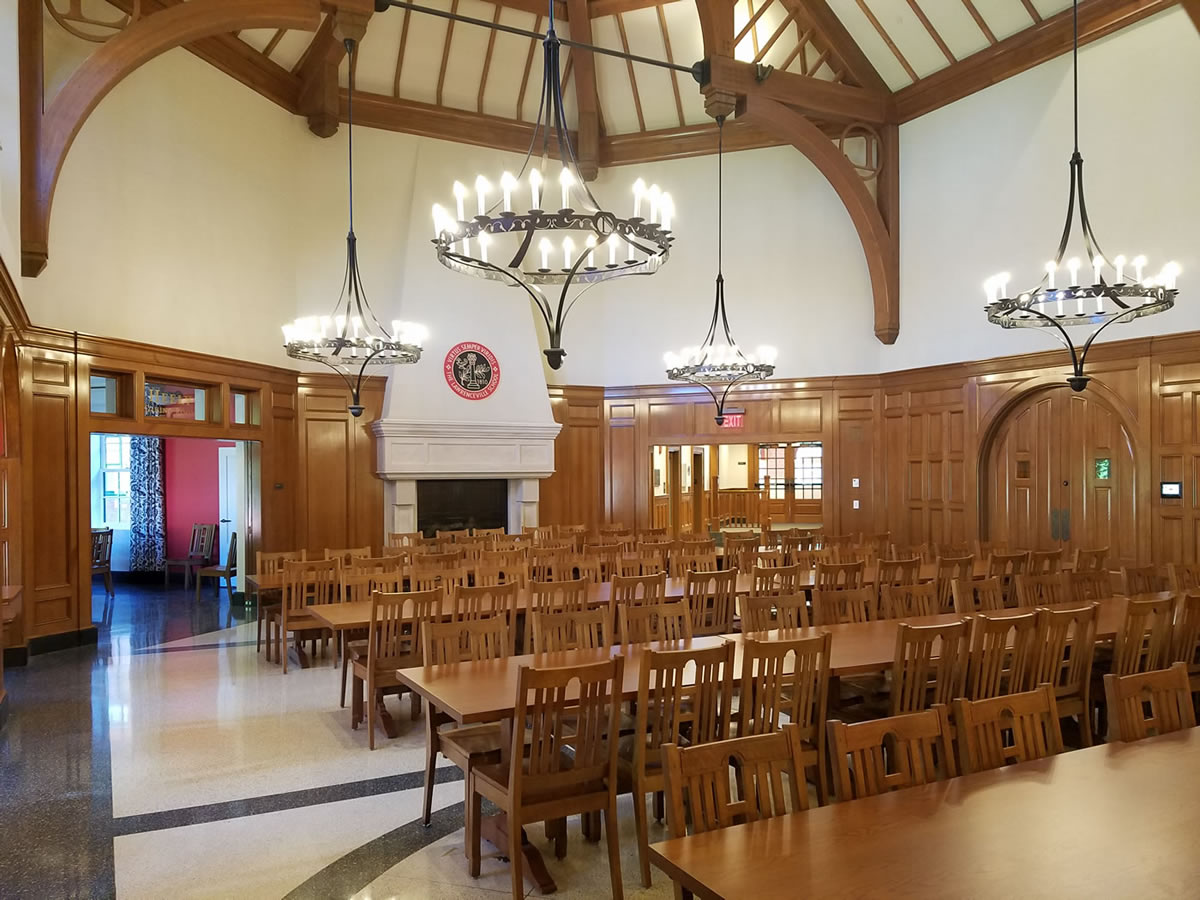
[444,342,500,400]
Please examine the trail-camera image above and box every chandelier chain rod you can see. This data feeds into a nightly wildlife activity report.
[377,0,697,75]
[1072,0,1078,153]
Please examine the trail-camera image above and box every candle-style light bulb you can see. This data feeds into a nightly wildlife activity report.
[452,181,468,221]
[607,233,619,266]
[500,171,517,212]
[1114,255,1127,283]
[319,316,332,338]
[474,175,491,217]
[529,169,543,211]
[558,167,574,210]
[1162,261,1181,290]
[632,178,646,218]
[562,236,575,269]
[648,184,662,224]
[1067,257,1081,286]
[538,237,552,270]
[1092,256,1104,285]
[983,278,997,305]
[479,232,491,265]
[1133,255,1147,283]
[661,193,674,230]
[1045,261,1056,290]
[997,272,1010,301]
[586,234,597,268]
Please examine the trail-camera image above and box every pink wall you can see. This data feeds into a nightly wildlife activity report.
[163,438,235,558]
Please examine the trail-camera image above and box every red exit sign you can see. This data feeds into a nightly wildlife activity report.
[719,412,745,428]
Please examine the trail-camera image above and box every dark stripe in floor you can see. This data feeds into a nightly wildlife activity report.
[112,766,464,836]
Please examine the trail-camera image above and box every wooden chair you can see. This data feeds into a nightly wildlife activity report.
[1031,603,1099,746]
[619,642,733,887]
[827,707,957,801]
[90,528,115,598]
[278,558,339,674]
[1069,570,1114,602]
[951,576,1006,615]
[878,556,921,588]
[750,564,801,598]
[473,561,529,588]
[195,531,237,603]
[670,550,718,577]
[754,549,786,569]
[254,549,305,660]
[1121,564,1169,596]
[618,555,663,577]
[350,589,440,749]
[1112,595,1176,676]
[878,581,938,620]
[814,560,866,591]
[862,531,892,560]
[414,550,462,572]
[529,550,564,582]
[522,524,555,544]
[1173,593,1200,692]
[530,607,611,652]
[986,551,1029,606]
[723,534,760,573]
[588,542,623,581]
[467,656,626,899]
[637,540,675,573]
[954,684,1064,774]
[423,616,510,667]
[387,531,424,549]
[683,568,736,636]
[163,522,217,589]
[410,565,467,601]
[453,582,519,652]
[611,572,667,609]
[1014,573,1073,607]
[965,612,1038,700]
[1104,663,1196,742]
[1167,563,1200,594]
[471,526,507,539]
[662,725,810,840]
[1073,547,1108,572]
[738,632,831,805]
[324,546,372,565]
[618,600,693,644]
[890,620,969,715]
[480,548,527,568]
[933,555,974,613]
[345,554,404,576]
[812,586,875,625]
[742,594,809,632]
[434,528,471,542]
[1027,548,1063,575]
[338,570,405,707]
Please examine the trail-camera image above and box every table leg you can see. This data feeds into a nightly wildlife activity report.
[480,814,557,894]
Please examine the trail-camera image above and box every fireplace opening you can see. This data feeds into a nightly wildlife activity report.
[417,479,508,537]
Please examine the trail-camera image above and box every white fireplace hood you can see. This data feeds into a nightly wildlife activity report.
[373,419,561,479]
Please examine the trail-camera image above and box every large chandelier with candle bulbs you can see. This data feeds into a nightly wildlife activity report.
[283,37,425,416]
[429,6,673,370]
[664,117,776,425]
[982,0,1178,392]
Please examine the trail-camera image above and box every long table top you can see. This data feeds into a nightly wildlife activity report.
[393,594,1151,725]
[648,727,1200,899]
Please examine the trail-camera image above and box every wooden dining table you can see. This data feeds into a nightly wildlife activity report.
[391,591,1152,894]
[648,727,1200,898]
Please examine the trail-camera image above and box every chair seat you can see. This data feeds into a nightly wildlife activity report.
[439,723,504,764]
[473,756,607,807]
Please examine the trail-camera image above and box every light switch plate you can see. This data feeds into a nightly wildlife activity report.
[852,499,860,509]
[851,478,860,488]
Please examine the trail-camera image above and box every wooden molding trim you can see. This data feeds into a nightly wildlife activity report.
[894,0,1176,122]
[22,0,322,277]
[0,257,32,339]
[741,96,899,345]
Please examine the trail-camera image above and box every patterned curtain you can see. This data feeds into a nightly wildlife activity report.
[128,436,165,571]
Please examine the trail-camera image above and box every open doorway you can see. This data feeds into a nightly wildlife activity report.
[88,432,260,643]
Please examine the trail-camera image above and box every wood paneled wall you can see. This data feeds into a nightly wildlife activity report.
[540,386,604,529]
[8,327,387,645]
[590,332,1200,566]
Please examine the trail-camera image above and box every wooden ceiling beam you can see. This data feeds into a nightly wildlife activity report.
[492,0,569,19]
[853,0,917,82]
[895,0,1177,122]
[297,8,371,137]
[706,55,890,124]
[599,117,785,166]
[566,0,600,179]
[1184,0,1200,28]
[778,0,888,93]
[589,0,680,17]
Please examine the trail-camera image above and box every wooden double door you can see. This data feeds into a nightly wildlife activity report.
[984,387,1139,567]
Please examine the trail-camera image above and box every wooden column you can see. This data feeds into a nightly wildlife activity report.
[667,449,682,538]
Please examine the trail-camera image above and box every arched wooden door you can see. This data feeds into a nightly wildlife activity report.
[983,387,1138,567]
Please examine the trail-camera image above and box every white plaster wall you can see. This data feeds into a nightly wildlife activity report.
[0,2,20,270]
[888,6,1200,372]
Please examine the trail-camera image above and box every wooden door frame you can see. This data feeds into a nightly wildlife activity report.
[976,375,1148,560]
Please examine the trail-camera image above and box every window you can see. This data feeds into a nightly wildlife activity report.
[758,444,787,499]
[229,390,260,426]
[1095,458,1111,480]
[90,373,120,415]
[794,442,823,500]
[145,380,207,421]
[98,435,131,527]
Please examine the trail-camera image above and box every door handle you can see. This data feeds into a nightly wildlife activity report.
[220,518,232,523]
[1050,509,1060,541]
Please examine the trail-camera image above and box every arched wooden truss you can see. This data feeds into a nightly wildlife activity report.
[19,0,322,277]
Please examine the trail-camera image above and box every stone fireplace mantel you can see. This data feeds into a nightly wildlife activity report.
[372,418,562,533]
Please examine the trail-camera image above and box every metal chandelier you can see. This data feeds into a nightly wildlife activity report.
[282,38,426,416]
[426,1,674,370]
[663,117,776,425]
[982,0,1178,392]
